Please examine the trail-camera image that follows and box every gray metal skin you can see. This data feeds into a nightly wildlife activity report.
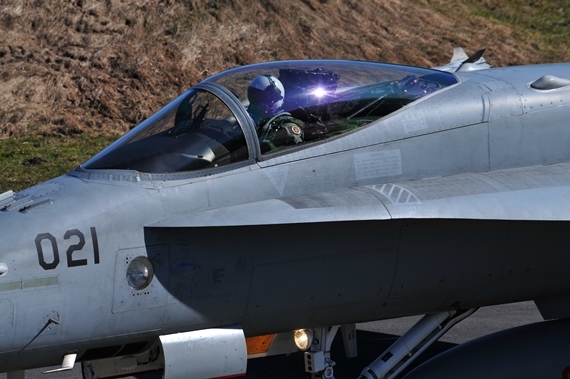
[1,59,570,375]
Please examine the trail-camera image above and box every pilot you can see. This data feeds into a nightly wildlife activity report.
[247,75,304,153]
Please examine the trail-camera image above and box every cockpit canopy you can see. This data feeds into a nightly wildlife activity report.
[83,60,458,173]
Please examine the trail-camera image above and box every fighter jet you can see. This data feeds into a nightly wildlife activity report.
[1,51,570,379]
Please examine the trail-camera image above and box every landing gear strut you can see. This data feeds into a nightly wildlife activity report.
[359,307,478,379]
[304,326,339,379]
[302,324,358,379]
[299,308,477,379]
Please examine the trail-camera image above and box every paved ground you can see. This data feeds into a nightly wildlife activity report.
[1,301,543,379]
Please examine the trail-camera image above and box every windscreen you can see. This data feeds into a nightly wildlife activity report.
[84,89,248,172]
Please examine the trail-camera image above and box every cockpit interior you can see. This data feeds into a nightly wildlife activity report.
[83,60,458,173]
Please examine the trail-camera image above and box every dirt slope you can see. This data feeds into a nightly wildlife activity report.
[0,0,568,138]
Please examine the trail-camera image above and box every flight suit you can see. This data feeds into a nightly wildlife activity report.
[259,112,304,153]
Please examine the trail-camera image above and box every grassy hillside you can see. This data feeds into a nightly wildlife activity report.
[0,0,568,192]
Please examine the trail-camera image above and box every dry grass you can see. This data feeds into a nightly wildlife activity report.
[0,0,568,138]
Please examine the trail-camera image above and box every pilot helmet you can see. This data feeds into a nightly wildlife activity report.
[247,75,285,124]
